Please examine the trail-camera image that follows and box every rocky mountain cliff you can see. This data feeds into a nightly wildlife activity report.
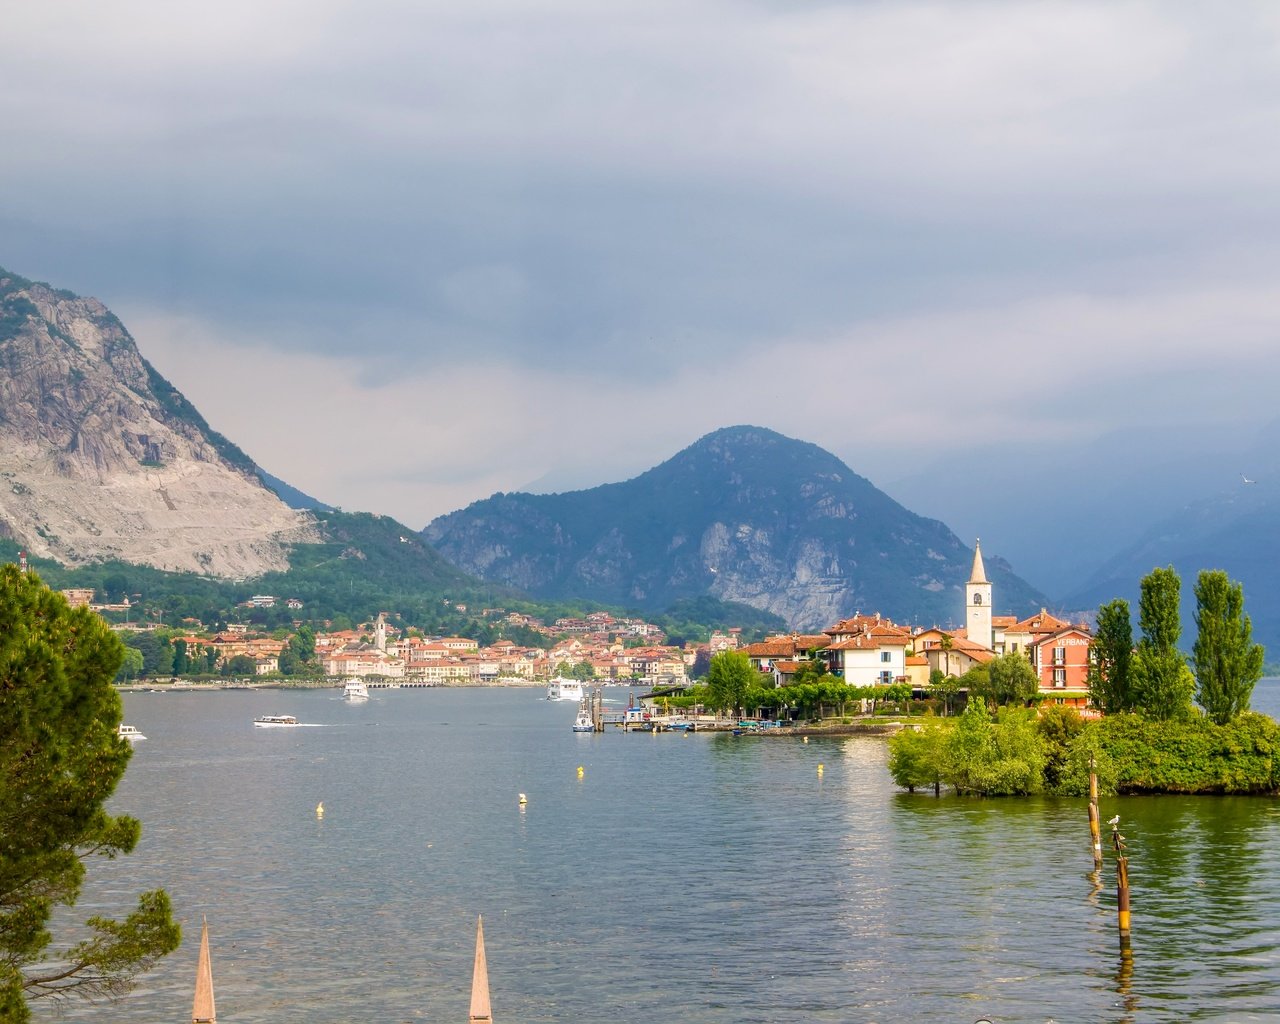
[424,426,1048,629]
[0,267,318,577]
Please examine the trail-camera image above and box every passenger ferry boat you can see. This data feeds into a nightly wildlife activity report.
[253,714,300,728]
[342,679,369,700]
[546,677,585,702]
[117,724,146,741]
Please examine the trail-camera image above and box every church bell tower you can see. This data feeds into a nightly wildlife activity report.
[966,539,993,650]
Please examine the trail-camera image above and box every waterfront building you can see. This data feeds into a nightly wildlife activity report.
[1028,623,1094,709]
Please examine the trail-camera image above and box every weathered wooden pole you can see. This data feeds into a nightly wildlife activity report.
[1088,756,1103,871]
[1111,819,1132,951]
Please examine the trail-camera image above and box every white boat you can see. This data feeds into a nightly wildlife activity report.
[572,703,594,733]
[254,714,300,728]
[117,723,146,741]
[547,677,584,702]
[342,679,369,701]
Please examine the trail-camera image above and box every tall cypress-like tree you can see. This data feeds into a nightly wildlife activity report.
[706,650,756,717]
[1192,570,1264,725]
[1131,565,1194,720]
[0,566,179,1021]
[1088,599,1135,714]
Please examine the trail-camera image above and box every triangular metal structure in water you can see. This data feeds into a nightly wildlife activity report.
[192,916,216,1024]
[468,914,492,1023]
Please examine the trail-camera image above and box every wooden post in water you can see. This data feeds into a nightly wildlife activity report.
[1111,818,1132,952]
[1088,756,1103,871]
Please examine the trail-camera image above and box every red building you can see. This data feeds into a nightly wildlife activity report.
[1027,624,1094,710]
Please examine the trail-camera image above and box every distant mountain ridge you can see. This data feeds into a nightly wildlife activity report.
[1067,475,1280,655]
[424,426,1049,629]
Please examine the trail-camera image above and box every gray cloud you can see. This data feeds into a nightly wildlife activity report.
[4,0,1280,574]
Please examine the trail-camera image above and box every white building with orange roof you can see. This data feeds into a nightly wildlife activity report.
[819,614,911,687]
[824,628,911,686]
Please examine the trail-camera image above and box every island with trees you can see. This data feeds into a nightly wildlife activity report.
[887,567,1277,797]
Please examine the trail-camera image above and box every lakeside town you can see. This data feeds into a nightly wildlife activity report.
[80,542,1097,709]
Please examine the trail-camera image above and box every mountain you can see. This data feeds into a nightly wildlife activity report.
[1066,475,1280,655]
[0,266,323,577]
[423,425,1049,630]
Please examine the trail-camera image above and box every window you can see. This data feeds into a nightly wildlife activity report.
[878,670,892,685]
[973,593,983,605]
[1053,647,1066,665]
[1053,668,1066,687]
[880,651,892,663]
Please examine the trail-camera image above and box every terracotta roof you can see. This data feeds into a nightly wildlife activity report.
[1009,608,1071,634]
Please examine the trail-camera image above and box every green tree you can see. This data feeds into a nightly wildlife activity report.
[172,638,188,675]
[929,668,960,717]
[220,654,257,677]
[984,651,1040,706]
[942,695,994,794]
[887,724,946,795]
[123,632,173,678]
[789,656,829,687]
[1088,599,1135,714]
[1132,566,1194,720]
[1191,570,1265,725]
[1035,704,1087,792]
[288,624,316,664]
[0,566,180,1020]
[113,647,145,683]
[706,650,756,717]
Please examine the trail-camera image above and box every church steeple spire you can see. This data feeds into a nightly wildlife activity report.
[969,538,988,585]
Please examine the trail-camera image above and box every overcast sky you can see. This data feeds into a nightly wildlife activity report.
[5,1,1280,576]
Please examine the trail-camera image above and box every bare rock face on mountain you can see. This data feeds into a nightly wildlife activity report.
[424,425,1047,630]
[0,268,317,577]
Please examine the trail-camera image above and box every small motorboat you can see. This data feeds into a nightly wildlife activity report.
[572,702,595,733]
[254,714,300,728]
[117,724,146,741]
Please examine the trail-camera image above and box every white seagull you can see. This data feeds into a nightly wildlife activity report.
[1108,814,1121,826]
[1242,474,1256,484]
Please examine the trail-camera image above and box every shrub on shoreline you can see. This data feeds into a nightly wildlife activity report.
[888,706,1279,797]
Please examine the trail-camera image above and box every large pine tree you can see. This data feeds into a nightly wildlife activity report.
[0,565,179,1021]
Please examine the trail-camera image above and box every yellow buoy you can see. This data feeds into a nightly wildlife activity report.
[803,736,809,744]
[316,802,324,819]
[518,792,527,805]
[817,764,824,776]
[576,765,584,778]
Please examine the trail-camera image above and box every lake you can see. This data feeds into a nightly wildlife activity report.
[46,680,1280,1023]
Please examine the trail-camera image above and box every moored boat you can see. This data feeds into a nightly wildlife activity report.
[118,723,146,741]
[572,701,595,732]
[254,714,300,728]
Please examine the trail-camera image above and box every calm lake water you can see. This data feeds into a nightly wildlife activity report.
[47,681,1280,1023]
